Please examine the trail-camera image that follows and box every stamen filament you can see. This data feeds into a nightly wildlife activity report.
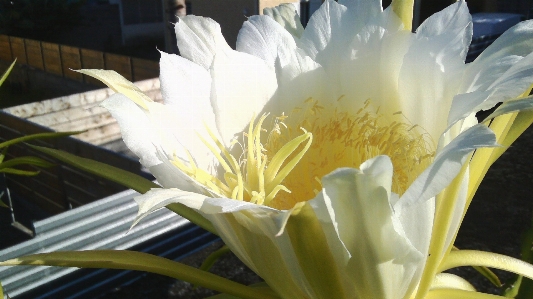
[265,130,313,192]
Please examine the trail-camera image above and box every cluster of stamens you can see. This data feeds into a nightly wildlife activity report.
[171,97,435,210]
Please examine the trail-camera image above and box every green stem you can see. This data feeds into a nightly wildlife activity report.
[0,250,279,299]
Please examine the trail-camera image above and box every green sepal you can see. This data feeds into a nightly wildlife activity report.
[30,145,217,235]
[472,265,503,287]
[0,147,8,163]
[193,245,231,289]
[0,168,40,176]
[0,250,279,299]
[452,246,502,287]
[0,59,16,87]
[0,191,7,208]
[30,144,159,193]
[0,131,83,149]
[0,156,55,170]
[200,245,231,273]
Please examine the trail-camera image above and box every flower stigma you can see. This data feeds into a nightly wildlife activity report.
[171,98,435,210]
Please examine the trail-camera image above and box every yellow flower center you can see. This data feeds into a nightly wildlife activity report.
[171,98,435,210]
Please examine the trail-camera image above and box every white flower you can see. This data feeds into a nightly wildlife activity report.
[85,0,533,298]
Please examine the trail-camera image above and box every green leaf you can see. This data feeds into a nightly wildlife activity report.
[472,265,502,287]
[0,168,40,176]
[0,156,55,170]
[0,250,279,299]
[0,147,8,163]
[503,212,533,298]
[0,131,83,149]
[0,59,16,87]
[0,192,7,208]
[200,245,231,273]
[0,280,3,299]
[30,145,217,235]
[30,145,158,193]
[194,245,231,289]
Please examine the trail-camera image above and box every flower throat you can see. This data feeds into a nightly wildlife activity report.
[171,98,435,210]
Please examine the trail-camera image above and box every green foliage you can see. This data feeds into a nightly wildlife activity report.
[0,0,85,38]
[0,62,82,204]
[503,213,533,298]
[0,250,279,299]
[0,59,16,88]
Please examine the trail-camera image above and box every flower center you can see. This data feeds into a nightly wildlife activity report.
[171,98,435,210]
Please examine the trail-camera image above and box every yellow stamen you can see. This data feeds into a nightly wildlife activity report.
[171,97,434,210]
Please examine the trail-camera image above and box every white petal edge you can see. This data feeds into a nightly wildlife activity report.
[263,3,304,39]
[399,124,498,206]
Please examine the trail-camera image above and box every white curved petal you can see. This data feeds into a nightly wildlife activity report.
[398,0,471,141]
[148,157,205,193]
[159,51,212,108]
[449,52,533,126]
[236,15,297,69]
[175,15,232,70]
[301,0,382,68]
[485,95,533,120]
[319,158,423,299]
[448,20,533,125]
[400,124,497,206]
[299,0,354,68]
[338,7,411,115]
[102,93,216,174]
[394,193,435,297]
[263,3,304,39]
[132,188,209,226]
[159,51,219,148]
[101,94,160,167]
[209,50,277,145]
[176,15,278,146]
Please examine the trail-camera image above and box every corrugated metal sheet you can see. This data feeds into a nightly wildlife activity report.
[0,188,216,298]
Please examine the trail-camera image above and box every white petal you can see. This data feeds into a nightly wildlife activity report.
[175,16,232,70]
[398,0,471,141]
[263,3,304,39]
[485,95,533,120]
[101,94,160,167]
[338,7,411,115]
[176,15,278,145]
[209,50,277,144]
[317,159,423,299]
[158,51,219,157]
[132,188,209,226]
[449,20,533,125]
[236,15,297,69]
[300,0,381,67]
[400,124,498,206]
[102,93,216,176]
[159,51,212,109]
[299,0,353,67]
[148,157,205,193]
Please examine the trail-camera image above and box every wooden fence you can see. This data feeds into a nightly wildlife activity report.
[0,34,159,85]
